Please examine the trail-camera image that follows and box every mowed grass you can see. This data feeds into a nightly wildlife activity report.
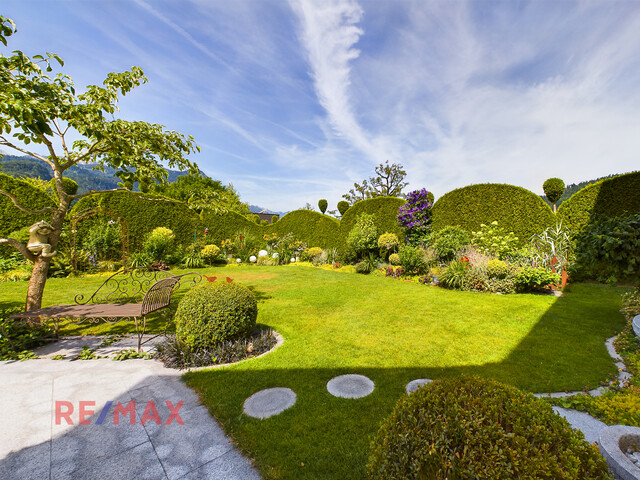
[1,265,627,478]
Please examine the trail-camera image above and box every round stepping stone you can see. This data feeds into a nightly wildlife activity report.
[327,374,374,399]
[243,387,296,419]
[406,378,433,394]
[633,314,640,338]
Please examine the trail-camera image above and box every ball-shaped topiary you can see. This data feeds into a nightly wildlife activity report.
[543,178,565,212]
[318,199,328,214]
[377,232,399,252]
[175,282,258,350]
[368,376,612,480]
[337,200,350,216]
[388,253,401,265]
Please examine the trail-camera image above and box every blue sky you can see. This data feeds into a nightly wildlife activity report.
[2,1,640,212]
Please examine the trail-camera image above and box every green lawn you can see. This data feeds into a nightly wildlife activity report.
[2,265,627,479]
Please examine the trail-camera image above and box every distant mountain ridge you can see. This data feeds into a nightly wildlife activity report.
[0,154,198,194]
[249,204,287,216]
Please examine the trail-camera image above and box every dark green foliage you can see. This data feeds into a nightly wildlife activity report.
[50,177,78,196]
[339,197,405,250]
[543,173,623,208]
[267,209,340,249]
[253,214,260,224]
[433,225,470,262]
[571,213,640,283]
[367,376,612,480]
[83,222,122,260]
[398,244,428,275]
[543,177,565,205]
[1,310,55,360]
[175,282,258,350]
[337,200,350,216]
[201,211,262,246]
[516,266,561,292]
[70,191,198,253]
[346,213,378,258]
[155,330,277,369]
[318,199,328,214]
[271,215,278,224]
[558,171,640,233]
[432,183,555,244]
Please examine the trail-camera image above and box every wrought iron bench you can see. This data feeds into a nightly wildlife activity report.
[10,268,202,352]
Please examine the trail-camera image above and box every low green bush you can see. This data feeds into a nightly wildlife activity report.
[143,227,175,261]
[433,225,470,262]
[439,259,470,289]
[471,221,519,260]
[515,266,560,293]
[388,253,400,266]
[486,259,509,279]
[367,376,612,480]
[175,282,258,351]
[398,245,428,275]
[201,244,220,265]
[346,213,378,259]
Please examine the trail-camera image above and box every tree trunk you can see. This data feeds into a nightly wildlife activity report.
[25,255,53,310]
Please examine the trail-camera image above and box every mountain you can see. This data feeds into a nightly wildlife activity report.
[249,204,287,216]
[0,154,196,194]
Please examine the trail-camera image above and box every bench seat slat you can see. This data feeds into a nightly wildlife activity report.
[10,303,143,319]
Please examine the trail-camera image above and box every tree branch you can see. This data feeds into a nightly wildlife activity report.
[0,188,57,215]
[0,137,54,167]
[0,238,37,262]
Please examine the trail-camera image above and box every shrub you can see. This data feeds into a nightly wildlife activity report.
[433,225,470,262]
[305,246,324,260]
[485,259,509,279]
[128,251,152,267]
[49,177,79,197]
[397,189,433,245]
[253,214,260,224]
[337,200,350,216]
[268,210,340,250]
[346,213,378,259]
[318,199,328,214]
[571,213,640,283]
[201,244,220,265]
[439,259,470,289]
[143,227,175,261]
[558,171,640,233]
[398,244,428,275]
[432,183,555,245]
[471,221,519,260]
[377,232,399,254]
[529,222,574,271]
[621,287,640,320]
[355,260,374,274]
[388,253,400,265]
[515,266,560,293]
[175,282,258,351]
[271,215,278,224]
[340,197,405,252]
[367,376,612,480]
[83,221,122,261]
[543,177,565,211]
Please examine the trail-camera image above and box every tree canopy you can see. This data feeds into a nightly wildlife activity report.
[342,161,408,205]
[0,15,200,309]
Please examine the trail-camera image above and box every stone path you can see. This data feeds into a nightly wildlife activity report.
[0,357,260,480]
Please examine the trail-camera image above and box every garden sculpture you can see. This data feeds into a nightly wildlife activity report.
[26,220,57,257]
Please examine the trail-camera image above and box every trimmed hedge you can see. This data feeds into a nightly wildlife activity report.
[267,209,340,249]
[0,173,56,237]
[368,376,612,479]
[201,211,262,245]
[70,191,198,252]
[339,197,406,249]
[558,171,640,233]
[431,183,555,244]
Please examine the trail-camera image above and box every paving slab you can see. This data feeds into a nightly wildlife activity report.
[327,374,374,399]
[243,387,297,419]
[406,378,433,394]
[553,406,607,444]
[633,315,640,338]
[0,357,260,479]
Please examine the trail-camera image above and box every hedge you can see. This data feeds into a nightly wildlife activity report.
[200,211,262,245]
[70,191,198,252]
[266,210,340,249]
[0,173,56,237]
[558,171,640,233]
[431,183,555,244]
[339,197,406,248]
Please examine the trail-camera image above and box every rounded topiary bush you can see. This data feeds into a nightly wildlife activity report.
[367,376,612,480]
[175,282,258,351]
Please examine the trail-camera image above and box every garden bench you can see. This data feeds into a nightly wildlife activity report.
[9,268,202,352]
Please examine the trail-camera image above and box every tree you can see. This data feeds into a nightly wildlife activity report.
[337,200,350,216]
[342,160,408,205]
[0,16,199,310]
[318,199,328,214]
[151,173,250,216]
[543,178,565,214]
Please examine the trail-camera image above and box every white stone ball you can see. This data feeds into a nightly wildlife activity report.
[272,253,279,259]
[249,255,257,263]
[290,258,296,263]
[258,250,268,257]
[236,258,241,263]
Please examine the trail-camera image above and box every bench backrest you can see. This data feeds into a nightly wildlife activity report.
[141,276,181,315]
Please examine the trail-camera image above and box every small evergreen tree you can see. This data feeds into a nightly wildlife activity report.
[318,199,328,214]
[337,200,350,216]
[543,178,565,213]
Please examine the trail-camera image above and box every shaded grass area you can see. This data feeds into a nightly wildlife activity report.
[2,266,627,479]
[182,267,626,479]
